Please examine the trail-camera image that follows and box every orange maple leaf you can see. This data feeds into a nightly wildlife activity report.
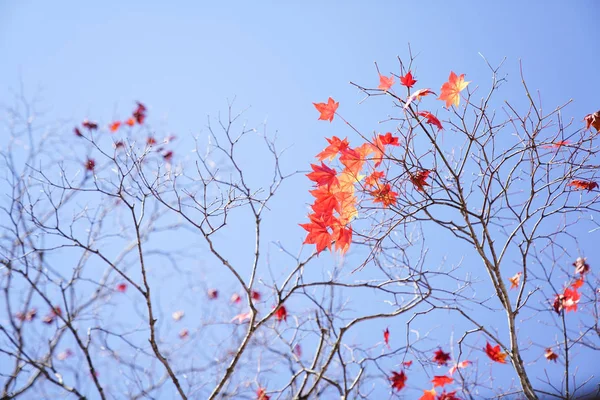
[508,272,522,289]
[400,70,417,88]
[438,71,470,108]
[432,375,454,388]
[404,88,435,109]
[572,277,584,289]
[418,111,443,131]
[390,370,407,391]
[378,74,395,92]
[300,214,334,253]
[410,169,431,192]
[370,183,398,208]
[568,179,598,191]
[313,97,339,122]
[544,348,558,362]
[317,136,350,161]
[109,121,121,133]
[484,342,507,364]
[307,162,338,188]
[419,388,436,400]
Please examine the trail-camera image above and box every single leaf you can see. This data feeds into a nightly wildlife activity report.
[300,213,334,253]
[109,121,121,132]
[82,119,98,130]
[403,360,413,368]
[365,170,385,187]
[404,88,435,109]
[432,375,454,388]
[116,283,127,293]
[85,158,96,171]
[484,342,507,364]
[307,162,339,188]
[568,179,598,191]
[433,348,451,366]
[508,272,522,289]
[383,327,390,348]
[437,390,460,400]
[544,348,558,362]
[448,360,472,375]
[207,288,218,299]
[133,102,147,124]
[410,169,431,192]
[573,257,590,274]
[293,344,302,357]
[230,293,241,304]
[390,370,407,391]
[572,277,584,289]
[125,117,136,126]
[231,311,252,323]
[419,388,436,400]
[74,127,83,137]
[438,71,470,108]
[179,329,189,339]
[418,111,443,131]
[542,140,570,149]
[584,111,600,132]
[313,97,339,122]
[400,70,417,88]
[378,132,400,146]
[274,305,287,322]
[378,74,395,91]
[257,387,270,400]
[251,290,261,301]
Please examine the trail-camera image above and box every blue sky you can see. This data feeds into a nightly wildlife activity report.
[1,1,599,398]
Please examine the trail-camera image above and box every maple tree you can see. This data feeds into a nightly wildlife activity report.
[2,51,600,400]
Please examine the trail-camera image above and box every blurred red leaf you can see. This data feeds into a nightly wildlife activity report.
[433,348,451,366]
[432,375,454,388]
[116,283,127,293]
[484,342,507,364]
[390,370,407,391]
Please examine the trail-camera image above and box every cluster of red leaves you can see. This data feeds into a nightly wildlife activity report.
[552,257,591,314]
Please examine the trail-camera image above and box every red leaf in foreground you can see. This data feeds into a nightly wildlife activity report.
[508,272,522,289]
[438,71,470,108]
[317,136,350,161]
[85,158,96,171]
[378,132,400,146]
[410,169,431,192]
[390,370,407,391]
[404,88,435,109]
[307,162,338,188]
[545,348,559,362]
[433,348,451,366]
[568,180,598,191]
[82,119,98,130]
[256,387,270,400]
[573,257,590,275]
[365,170,385,187]
[418,111,443,131]
[437,390,460,400]
[274,305,287,322]
[419,388,436,400]
[116,283,127,293]
[383,328,390,348]
[400,70,417,88]
[584,111,600,132]
[109,121,121,133]
[432,375,454,388]
[378,74,395,92]
[313,97,339,122]
[484,342,507,364]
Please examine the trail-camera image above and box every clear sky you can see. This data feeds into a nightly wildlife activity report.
[1,1,599,398]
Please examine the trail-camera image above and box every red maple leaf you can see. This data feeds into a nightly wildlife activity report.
[572,277,584,289]
[133,102,147,124]
[508,272,522,289]
[313,97,339,122]
[544,348,558,362]
[365,170,385,187]
[378,132,400,146]
[251,290,261,301]
[332,223,352,254]
[433,348,451,366]
[432,375,454,388]
[300,213,333,253]
[438,71,470,108]
[378,74,395,92]
[404,88,435,109]
[403,360,413,368]
[484,342,507,364]
[400,71,417,88]
[116,283,127,292]
[316,136,350,161]
[125,117,136,126]
[568,179,598,191]
[562,287,580,312]
[383,327,390,348]
[410,169,431,192]
[418,111,443,131]
[256,387,270,400]
[573,257,590,274]
[437,390,460,400]
[419,388,436,400]
[390,370,407,391]
[82,119,98,130]
[307,162,339,188]
[584,111,600,132]
[370,183,398,208]
[109,121,121,133]
[274,305,287,322]
[85,158,96,171]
